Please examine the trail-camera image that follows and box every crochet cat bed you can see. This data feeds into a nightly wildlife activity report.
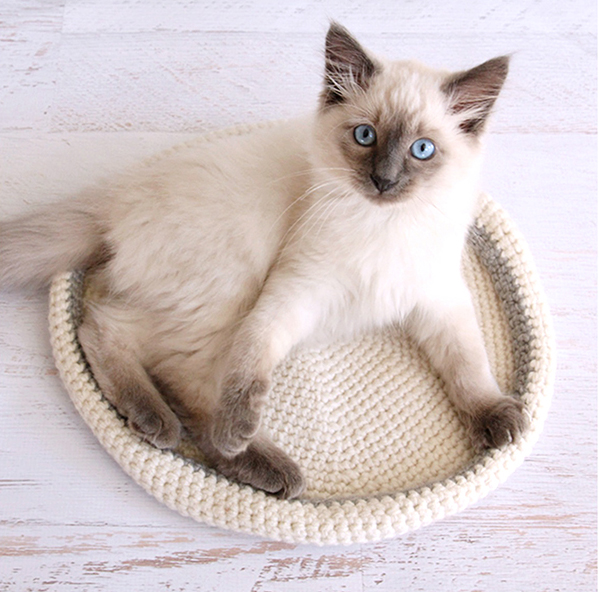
[48,127,554,546]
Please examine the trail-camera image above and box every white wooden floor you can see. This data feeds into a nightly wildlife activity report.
[0,2,596,590]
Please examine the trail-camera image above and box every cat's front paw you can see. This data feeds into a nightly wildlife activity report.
[127,402,182,449]
[467,396,528,450]
[211,375,269,458]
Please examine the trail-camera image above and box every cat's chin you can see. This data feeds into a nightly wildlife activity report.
[359,186,413,206]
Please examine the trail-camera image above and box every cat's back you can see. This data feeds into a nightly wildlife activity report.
[100,117,314,306]
[109,116,312,218]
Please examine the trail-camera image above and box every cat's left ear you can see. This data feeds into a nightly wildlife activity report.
[321,22,379,108]
[443,56,509,135]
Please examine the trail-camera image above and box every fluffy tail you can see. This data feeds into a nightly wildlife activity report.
[0,199,108,290]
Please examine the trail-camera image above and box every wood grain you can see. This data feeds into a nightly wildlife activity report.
[0,1,596,590]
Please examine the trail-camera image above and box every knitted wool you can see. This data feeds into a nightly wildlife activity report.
[47,124,554,545]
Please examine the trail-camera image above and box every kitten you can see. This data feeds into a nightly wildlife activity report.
[0,23,526,499]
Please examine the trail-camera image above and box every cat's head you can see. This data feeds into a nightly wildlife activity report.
[313,22,509,205]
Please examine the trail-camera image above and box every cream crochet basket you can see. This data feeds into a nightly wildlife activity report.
[48,125,554,546]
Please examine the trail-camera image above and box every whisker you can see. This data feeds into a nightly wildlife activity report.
[275,187,342,264]
[413,192,448,218]
[280,187,340,246]
[265,166,355,187]
[265,178,339,239]
[311,194,345,241]
[266,175,342,227]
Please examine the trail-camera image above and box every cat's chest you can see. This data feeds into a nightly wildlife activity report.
[354,231,433,302]
[324,214,465,321]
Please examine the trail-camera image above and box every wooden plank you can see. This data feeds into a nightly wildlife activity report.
[2,30,597,133]
[61,0,596,35]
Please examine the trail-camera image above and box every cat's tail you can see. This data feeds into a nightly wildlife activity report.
[0,199,108,290]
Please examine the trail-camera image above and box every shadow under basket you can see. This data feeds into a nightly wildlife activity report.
[48,185,554,545]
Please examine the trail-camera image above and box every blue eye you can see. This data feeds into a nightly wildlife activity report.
[410,138,436,160]
[354,124,376,146]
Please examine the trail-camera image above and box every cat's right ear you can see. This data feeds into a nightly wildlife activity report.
[321,22,379,108]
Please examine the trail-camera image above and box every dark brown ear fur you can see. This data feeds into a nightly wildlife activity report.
[321,22,378,108]
[443,56,509,135]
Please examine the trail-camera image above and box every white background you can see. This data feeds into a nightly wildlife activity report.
[0,1,596,590]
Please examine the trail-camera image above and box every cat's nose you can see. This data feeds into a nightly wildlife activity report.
[370,174,398,194]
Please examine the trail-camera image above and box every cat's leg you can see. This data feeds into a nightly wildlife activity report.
[211,279,323,458]
[148,372,305,499]
[78,304,182,449]
[406,288,527,449]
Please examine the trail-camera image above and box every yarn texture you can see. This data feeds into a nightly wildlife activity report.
[47,123,554,545]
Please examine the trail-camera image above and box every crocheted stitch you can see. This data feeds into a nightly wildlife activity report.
[47,125,554,545]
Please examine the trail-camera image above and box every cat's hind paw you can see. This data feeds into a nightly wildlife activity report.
[214,437,306,499]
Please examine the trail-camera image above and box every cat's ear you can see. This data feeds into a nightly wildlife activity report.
[321,22,379,108]
[443,56,509,135]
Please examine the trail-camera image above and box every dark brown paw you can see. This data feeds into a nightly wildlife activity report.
[468,397,528,449]
[211,375,269,458]
[216,438,305,499]
[128,404,182,449]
